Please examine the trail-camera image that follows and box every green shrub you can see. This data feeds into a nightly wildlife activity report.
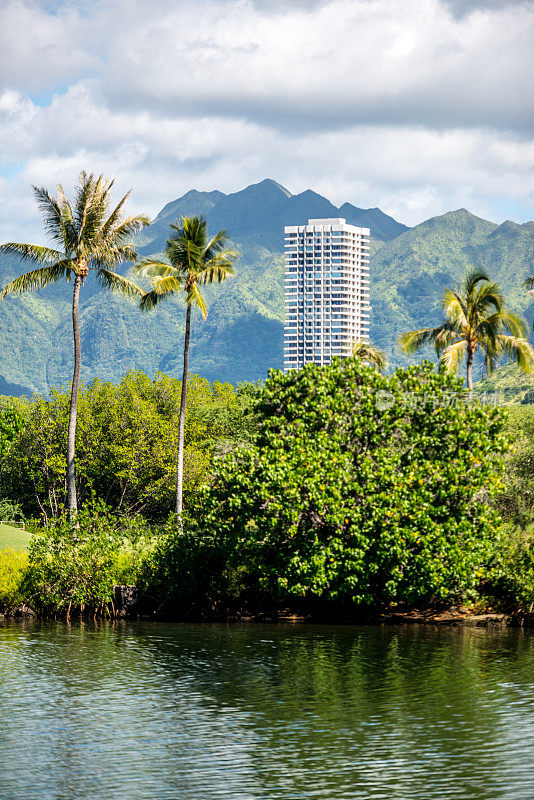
[4,372,257,521]
[0,499,24,522]
[488,525,534,612]
[28,500,157,614]
[201,359,508,609]
[0,549,29,609]
[142,515,237,613]
[495,406,534,525]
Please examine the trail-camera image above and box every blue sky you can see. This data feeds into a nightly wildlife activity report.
[0,0,533,242]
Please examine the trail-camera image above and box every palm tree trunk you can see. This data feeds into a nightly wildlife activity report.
[67,274,82,519]
[466,348,474,394]
[176,303,191,516]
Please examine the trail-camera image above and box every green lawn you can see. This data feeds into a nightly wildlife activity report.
[0,523,32,552]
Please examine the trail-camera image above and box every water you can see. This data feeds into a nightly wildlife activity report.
[1,621,534,800]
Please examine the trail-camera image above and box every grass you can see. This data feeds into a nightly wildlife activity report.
[0,522,32,552]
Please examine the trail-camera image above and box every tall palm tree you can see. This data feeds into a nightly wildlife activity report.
[0,172,149,517]
[400,270,534,390]
[135,215,238,516]
[352,340,388,371]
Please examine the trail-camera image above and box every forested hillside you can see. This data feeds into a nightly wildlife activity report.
[0,178,532,395]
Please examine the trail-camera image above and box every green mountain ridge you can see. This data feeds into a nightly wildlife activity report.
[0,179,532,395]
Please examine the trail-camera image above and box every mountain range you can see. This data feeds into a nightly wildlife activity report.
[0,178,533,396]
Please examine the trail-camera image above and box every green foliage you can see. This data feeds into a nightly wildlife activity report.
[0,400,26,459]
[0,401,27,503]
[0,549,29,609]
[201,359,508,609]
[142,516,237,614]
[487,525,534,612]
[400,270,533,387]
[493,406,534,525]
[0,499,24,522]
[5,371,257,520]
[27,500,156,613]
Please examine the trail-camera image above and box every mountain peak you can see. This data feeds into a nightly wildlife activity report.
[419,209,497,231]
[241,178,292,198]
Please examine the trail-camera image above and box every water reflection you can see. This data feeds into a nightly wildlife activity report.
[1,620,533,799]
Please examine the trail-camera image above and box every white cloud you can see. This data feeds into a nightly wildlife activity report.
[0,0,533,243]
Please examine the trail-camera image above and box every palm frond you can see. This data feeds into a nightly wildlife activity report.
[400,324,459,355]
[32,185,66,249]
[202,228,231,261]
[149,274,183,295]
[443,289,468,329]
[432,325,463,355]
[138,215,236,315]
[103,213,150,245]
[496,310,529,339]
[464,270,490,296]
[495,335,534,374]
[96,269,145,300]
[100,190,131,239]
[0,242,64,265]
[197,249,238,283]
[55,184,77,254]
[139,290,167,312]
[439,340,467,373]
[77,173,112,250]
[0,262,72,299]
[483,342,500,374]
[74,171,95,236]
[472,280,503,315]
[523,277,534,290]
[352,340,388,370]
[186,282,208,319]
[134,260,177,279]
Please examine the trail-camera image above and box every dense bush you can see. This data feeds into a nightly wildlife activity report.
[142,516,238,615]
[486,525,534,612]
[27,500,157,614]
[1,371,257,521]
[200,359,508,609]
[494,406,534,525]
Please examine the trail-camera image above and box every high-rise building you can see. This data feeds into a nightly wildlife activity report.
[284,218,370,371]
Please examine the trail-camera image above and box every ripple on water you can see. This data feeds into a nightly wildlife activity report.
[1,621,534,799]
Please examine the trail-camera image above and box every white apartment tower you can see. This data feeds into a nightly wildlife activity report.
[284,218,370,371]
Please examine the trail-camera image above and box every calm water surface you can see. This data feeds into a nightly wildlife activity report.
[1,620,534,799]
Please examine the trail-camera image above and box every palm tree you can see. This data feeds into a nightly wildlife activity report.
[135,215,238,516]
[352,340,388,371]
[0,172,149,517]
[400,270,534,390]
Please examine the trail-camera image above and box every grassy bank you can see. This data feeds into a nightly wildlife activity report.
[0,523,31,552]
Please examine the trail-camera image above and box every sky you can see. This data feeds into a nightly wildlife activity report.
[0,0,533,242]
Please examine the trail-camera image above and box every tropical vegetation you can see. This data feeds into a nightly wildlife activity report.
[196,359,506,609]
[351,340,388,370]
[2,359,534,618]
[400,270,534,389]
[0,372,256,523]
[0,173,149,515]
[3,177,534,622]
[135,216,238,515]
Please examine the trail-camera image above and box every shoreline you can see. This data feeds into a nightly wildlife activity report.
[1,602,529,628]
